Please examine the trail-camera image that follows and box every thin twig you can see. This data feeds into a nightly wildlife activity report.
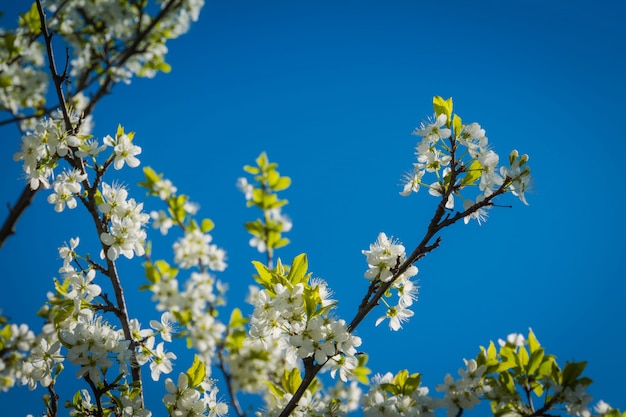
[36,0,73,131]
[216,344,246,417]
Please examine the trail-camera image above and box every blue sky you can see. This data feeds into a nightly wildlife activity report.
[1,0,625,415]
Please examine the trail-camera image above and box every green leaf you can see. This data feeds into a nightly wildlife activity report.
[528,328,541,354]
[19,3,41,34]
[526,348,544,375]
[517,346,529,368]
[380,382,398,395]
[282,368,302,394]
[262,193,279,209]
[173,310,192,327]
[461,159,483,186]
[393,369,408,387]
[243,165,260,174]
[144,262,158,284]
[252,261,273,289]
[185,355,206,389]
[402,373,421,395]
[268,170,280,187]
[537,355,555,380]
[354,354,371,384]
[228,308,248,329]
[562,361,587,387]
[225,328,247,351]
[94,188,104,207]
[499,371,516,394]
[138,166,160,190]
[157,61,171,73]
[245,220,264,235]
[256,152,268,169]
[264,381,285,399]
[201,218,214,233]
[273,176,291,191]
[433,96,453,123]
[0,76,12,88]
[487,341,497,361]
[286,253,308,285]
[497,346,517,372]
[273,237,290,249]
[0,325,11,348]
[252,188,264,206]
[453,114,463,136]
[303,286,322,318]
[307,377,319,394]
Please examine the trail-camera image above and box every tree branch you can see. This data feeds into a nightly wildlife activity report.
[0,186,37,249]
[278,137,514,416]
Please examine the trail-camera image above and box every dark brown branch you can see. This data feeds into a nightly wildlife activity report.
[84,374,105,417]
[46,382,59,417]
[0,186,37,249]
[277,359,323,417]
[36,0,73,131]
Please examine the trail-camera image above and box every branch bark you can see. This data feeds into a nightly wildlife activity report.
[0,186,37,250]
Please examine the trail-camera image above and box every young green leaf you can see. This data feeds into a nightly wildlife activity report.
[185,355,206,389]
[433,96,453,123]
[228,308,248,329]
[286,253,309,285]
[201,218,214,233]
[461,159,483,186]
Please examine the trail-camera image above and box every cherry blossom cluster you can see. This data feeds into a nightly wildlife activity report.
[99,181,149,261]
[163,372,229,417]
[17,237,184,416]
[235,255,366,416]
[141,170,230,370]
[148,267,228,368]
[400,97,532,224]
[362,232,419,331]
[0,25,47,115]
[39,0,204,85]
[13,117,148,262]
[0,322,37,392]
[173,229,227,271]
[47,168,88,212]
[2,0,204,135]
[361,371,438,417]
[434,359,487,415]
[360,330,616,417]
[19,329,62,392]
[360,361,486,417]
[12,109,88,190]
